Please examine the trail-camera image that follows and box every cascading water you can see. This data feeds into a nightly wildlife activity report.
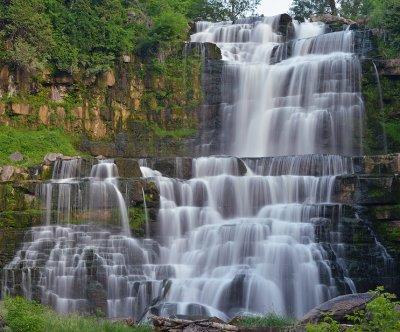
[3,15,379,321]
[139,16,366,318]
[192,17,363,157]
[2,159,152,316]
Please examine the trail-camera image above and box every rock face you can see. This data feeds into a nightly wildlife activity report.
[300,293,375,324]
[378,58,400,77]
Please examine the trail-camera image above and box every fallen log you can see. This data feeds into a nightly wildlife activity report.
[150,315,240,331]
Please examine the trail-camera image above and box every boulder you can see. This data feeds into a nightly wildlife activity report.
[105,70,116,87]
[300,293,375,324]
[9,152,23,162]
[1,165,14,181]
[11,103,30,115]
[38,105,49,125]
[43,153,63,165]
[122,55,131,63]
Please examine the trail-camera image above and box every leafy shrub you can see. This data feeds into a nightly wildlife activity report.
[306,288,400,332]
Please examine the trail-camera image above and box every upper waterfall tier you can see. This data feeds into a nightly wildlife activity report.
[192,16,364,157]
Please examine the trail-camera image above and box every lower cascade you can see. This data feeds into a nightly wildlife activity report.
[1,15,395,322]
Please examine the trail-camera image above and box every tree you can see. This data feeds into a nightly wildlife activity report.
[221,0,261,21]
[188,0,261,22]
[338,0,371,18]
[289,0,337,21]
[2,0,54,71]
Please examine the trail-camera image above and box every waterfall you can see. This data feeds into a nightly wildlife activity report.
[3,15,377,321]
[139,16,365,318]
[2,158,151,316]
[192,17,364,157]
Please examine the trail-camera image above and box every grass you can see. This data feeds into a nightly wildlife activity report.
[0,297,152,332]
[0,126,82,167]
[233,313,295,329]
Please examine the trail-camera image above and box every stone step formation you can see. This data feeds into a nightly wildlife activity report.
[1,14,399,323]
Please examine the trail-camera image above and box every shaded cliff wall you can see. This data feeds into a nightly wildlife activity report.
[0,50,203,159]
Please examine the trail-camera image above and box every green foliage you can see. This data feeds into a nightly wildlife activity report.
[2,297,46,332]
[0,126,80,166]
[188,0,260,21]
[153,126,197,138]
[235,314,295,328]
[368,0,400,57]
[346,287,400,332]
[1,297,152,332]
[129,206,146,236]
[289,0,337,22]
[339,0,372,19]
[1,0,54,72]
[0,0,208,74]
[306,288,400,332]
[306,316,342,332]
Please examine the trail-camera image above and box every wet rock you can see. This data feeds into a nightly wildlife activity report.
[300,292,375,324]
[114,158,142,178]
[277,13,294,39]
[185,42,222,60]
[1,166,14,181]
[311,217,332,242]
[9,152,23,162]
[335,175,400,205]
[43,153,63,165]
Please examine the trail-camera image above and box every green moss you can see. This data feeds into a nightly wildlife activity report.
[0,210,42,229]
[129,206,146,236]
[0,126,82,167]
[153,125,197,139]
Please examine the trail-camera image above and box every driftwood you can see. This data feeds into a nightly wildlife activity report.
[150,315,240,332]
